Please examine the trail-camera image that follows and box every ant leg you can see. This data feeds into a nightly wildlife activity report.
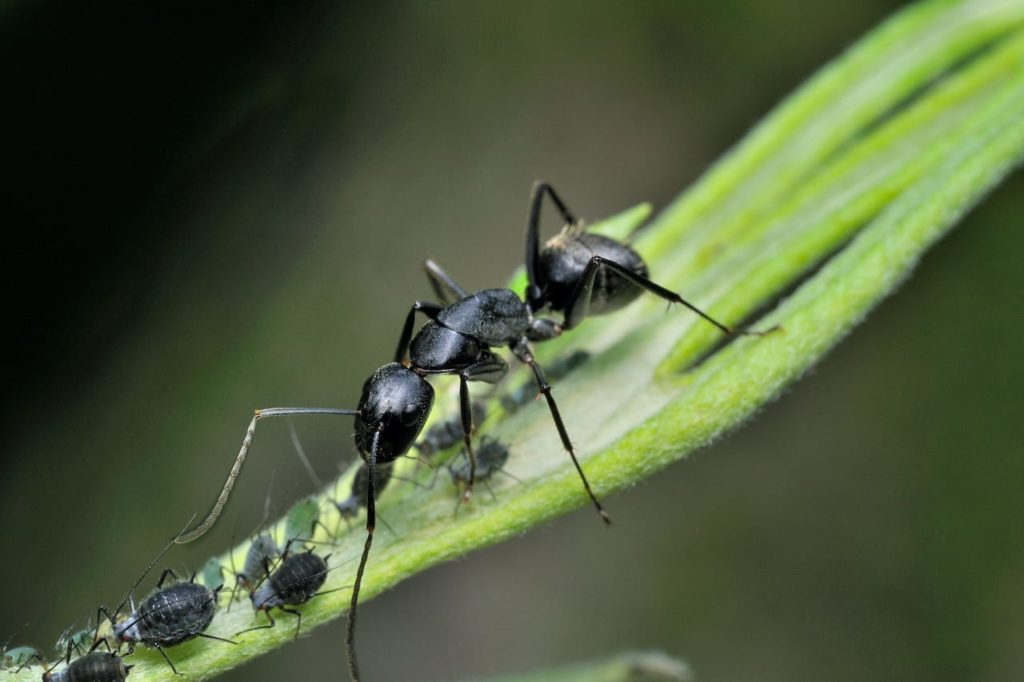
[564,255,776,336]
[281,607,304,640]
[525,180,577,308]
[394,300,445,364]
[424,259,468,304]
[513,340,611,526]
[457,374,478,502]
[347,427,382,682]
[156,568,179,588]
[176,407,359,544]
[455,353,509,502]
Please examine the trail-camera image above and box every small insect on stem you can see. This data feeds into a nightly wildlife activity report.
[236,540,350,641]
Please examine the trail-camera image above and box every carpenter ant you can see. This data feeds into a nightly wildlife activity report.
[399,181,774,519]
[176,182,775,681]
[236,542,345,640]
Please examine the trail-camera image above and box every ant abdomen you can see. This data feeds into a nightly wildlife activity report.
[539,230,648,316]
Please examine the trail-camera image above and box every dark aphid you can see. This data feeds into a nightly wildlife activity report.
[448,437,512,490]
[41,650,131,682]
[499,349,590,414]
[237,545,335,640]
[108,570,229,674]
[334,462,393,522]
[23,622,131,682]
[233,534,280,595]
[414,401,487,457]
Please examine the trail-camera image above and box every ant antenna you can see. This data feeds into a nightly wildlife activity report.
[176,407,359,544]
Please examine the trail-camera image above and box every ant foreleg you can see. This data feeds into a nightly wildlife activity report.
[394,300,445,364]
[347,428,381,682]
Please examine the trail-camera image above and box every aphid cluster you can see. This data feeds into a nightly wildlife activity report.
[168,182,774,681]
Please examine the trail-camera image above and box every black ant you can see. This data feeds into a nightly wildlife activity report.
[176,182,774,681]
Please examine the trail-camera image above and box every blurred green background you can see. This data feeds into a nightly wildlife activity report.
[2,1,1022,680]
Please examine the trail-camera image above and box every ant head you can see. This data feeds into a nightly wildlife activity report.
[356,363,434,463]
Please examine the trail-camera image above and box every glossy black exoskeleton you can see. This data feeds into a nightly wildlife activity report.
[397,182,773,525]
[175,181,773,682]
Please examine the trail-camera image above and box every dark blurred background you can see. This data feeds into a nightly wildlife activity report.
[2,1,1022,681]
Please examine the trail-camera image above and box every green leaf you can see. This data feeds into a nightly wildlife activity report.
[6,0,1023,679]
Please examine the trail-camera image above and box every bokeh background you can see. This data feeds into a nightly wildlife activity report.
[3,1,1022,681]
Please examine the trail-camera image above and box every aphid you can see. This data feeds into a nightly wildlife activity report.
[2,645,40,670]
[286,496,323,544]
[40,649,131,682]
[2,632,40,671]
[447,437,513,493]
[199,556,226,591]
[21,623,130,682]
[107,569,229,674]
[414,401,487,457]
[333,462,393,523]
[230,534,280,598]
[177,182,776,681]
[54,622,103,664]
[236,544,336,640]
